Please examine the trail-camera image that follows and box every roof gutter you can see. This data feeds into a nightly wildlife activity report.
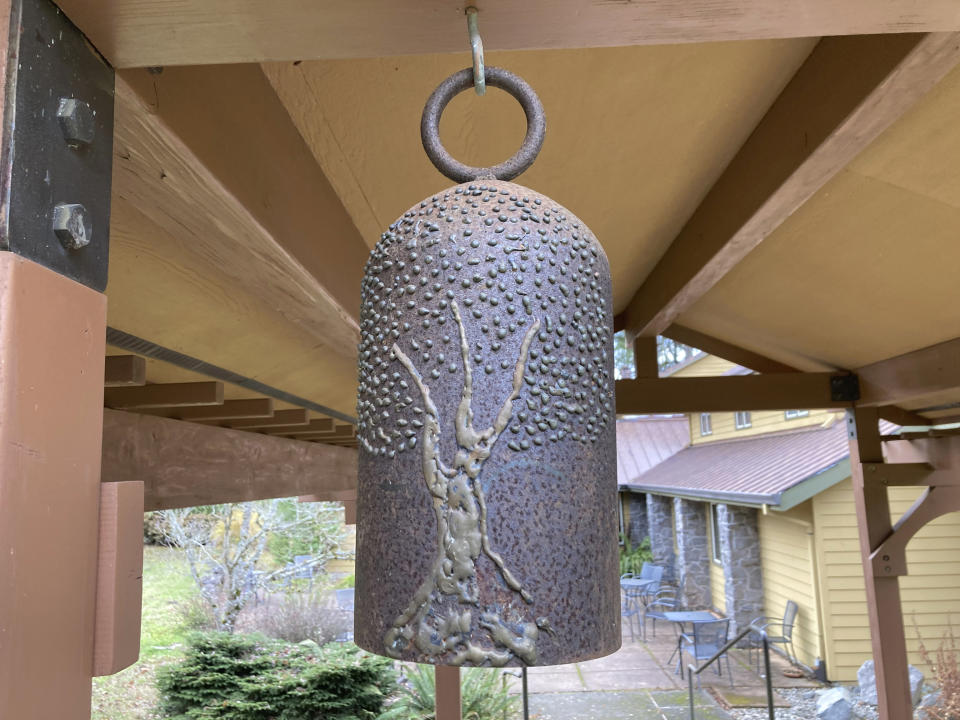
[624,456,854,511]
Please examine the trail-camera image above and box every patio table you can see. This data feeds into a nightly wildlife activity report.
[662,611,721,673]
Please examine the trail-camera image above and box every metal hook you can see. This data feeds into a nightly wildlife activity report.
[465,7,485,96]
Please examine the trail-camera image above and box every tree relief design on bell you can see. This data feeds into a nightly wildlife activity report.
[357,182,614,665]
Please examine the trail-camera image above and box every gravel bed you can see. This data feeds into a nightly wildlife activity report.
[724,685,915,720]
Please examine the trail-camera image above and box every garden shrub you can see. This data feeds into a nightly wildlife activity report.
[619,535,653,576]
[377,663,519,720]
[238,588,350,645]
[156,632,396,719]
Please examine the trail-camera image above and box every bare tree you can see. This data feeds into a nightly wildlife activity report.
[161,500,345,632]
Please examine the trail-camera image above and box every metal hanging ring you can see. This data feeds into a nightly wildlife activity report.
[421,66,546,183]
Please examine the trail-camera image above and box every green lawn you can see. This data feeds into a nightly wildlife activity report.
[92,545,197,719]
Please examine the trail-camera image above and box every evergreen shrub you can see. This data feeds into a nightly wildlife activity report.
[156,632,396,719]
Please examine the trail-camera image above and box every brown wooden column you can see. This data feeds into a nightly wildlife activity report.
[847,408,912,720]
[435,666,461,720]
[0,255,107,718]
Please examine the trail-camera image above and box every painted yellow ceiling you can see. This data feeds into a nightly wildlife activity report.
[680,61,960,372]
[264,39,816,313]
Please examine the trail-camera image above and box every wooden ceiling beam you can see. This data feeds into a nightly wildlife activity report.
[101,409,356,511]
[104,382,223,409]
[622,32,960,339]
[175,398,274,421]
[104,355,146,387]
[228,409,310,429]
[113,66,364,362]
[56,1,960,68]
[262,418,335,436]
[296,425,356,442]
[616,373,851,414]
[857,336,960,407]
[661,324,800,375]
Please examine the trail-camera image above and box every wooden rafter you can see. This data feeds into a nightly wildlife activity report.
[101,410,356,511]
[262,418,335,436]
[175,398,274,421]
[622,33,960,339]
[113,66,364,360]
[661,324,800,375]
[55,1,960,68]
[104,382,223,409]
[615,373,851,414]
[228,409,310,429]
[857,336,960,407]
[104,355,146,387]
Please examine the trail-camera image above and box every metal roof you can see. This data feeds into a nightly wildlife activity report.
[616,415,690,487]
[622,415,853,508]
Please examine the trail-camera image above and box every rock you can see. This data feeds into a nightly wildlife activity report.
[817,687,854,720]
[916,690,941,719]
[857,660,925,706]
[298,639,321,652]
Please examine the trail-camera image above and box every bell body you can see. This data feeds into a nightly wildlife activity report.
[355,180,619,666]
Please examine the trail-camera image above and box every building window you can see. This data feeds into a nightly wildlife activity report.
[785,409,810,419]
[735,411,752,429]
[710,504,722,564]
[699,413,712,436]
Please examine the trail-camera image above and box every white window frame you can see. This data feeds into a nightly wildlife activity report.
[617,492,626,544]
[699,413,712,436]
[734,410,752,430]
[709,504,722,564]
[785,409,810,419]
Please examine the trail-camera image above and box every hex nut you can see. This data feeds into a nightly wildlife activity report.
[56,98,96,146]
[52,203,91,250]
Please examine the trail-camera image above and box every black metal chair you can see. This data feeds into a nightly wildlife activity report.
[679,618,732,687]
[751,600,799,671]
[641,584,678,641]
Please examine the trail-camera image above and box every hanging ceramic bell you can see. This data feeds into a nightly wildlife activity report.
[355,66,618,666]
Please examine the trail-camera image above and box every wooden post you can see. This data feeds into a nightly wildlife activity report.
[0,255,107,718]
[847,408,913,720]
[633,335,659,379]
[435,666,461,720]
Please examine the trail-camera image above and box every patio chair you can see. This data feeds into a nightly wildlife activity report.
[638,563,665,605]
[641,584,678,641]
[679,618,732,687]
[620,573,644,641]
[750,600,798,671]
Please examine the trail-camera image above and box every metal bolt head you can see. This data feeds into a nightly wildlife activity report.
[52,203,91,250]
[56,98,96,146]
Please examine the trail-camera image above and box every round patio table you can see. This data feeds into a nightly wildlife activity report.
[662,610,722,674]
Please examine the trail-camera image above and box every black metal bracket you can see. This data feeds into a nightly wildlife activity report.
[0,0,114,291]
[831,373,861,403]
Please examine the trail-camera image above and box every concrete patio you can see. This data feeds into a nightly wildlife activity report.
[513,617,821,719]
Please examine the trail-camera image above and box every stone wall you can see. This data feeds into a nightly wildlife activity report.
[645,494,675,582]
[717,504,764,640]
[673,498,711,609]
[626,492,648,545]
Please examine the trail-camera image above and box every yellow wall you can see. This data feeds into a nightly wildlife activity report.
[691,408,842,445]
[670,354,737,378]
[813,478,960,681]
[758,502,823,670]
[328,522,357,575]
[671,353,842,445]
[708,504,726,613]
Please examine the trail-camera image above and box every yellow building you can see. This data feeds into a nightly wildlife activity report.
[618,353,960,682]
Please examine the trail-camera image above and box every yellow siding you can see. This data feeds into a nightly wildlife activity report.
[328,523,357,575]
[758,502,823,670]
[708,506,725,612]
[693,408,842,445]
[813,478,960,681]
[671,354,737,378]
